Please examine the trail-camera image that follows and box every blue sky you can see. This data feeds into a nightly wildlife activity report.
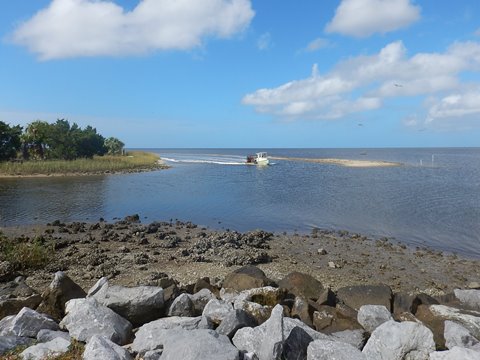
[1,0,480,148]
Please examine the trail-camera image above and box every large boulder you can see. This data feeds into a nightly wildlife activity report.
[217,309,257,338]
[393,292,421,315]
[168,293,195,317]
[160,329,240,360]
[223,266,273,292]
[336,284,393,311]
[362,320,435,359]
[278,272,324,301]
[357,305,393,333]
[0,277,42,320]
[88,278,164,326]
[36,271,86,321]
[312,304,362,334]
[202,299,234,325]
[283,326,314,360]
[444,320,479,349]
[0,307,59,338]
[330,329,366,350]
[307,339,366,360]
[36,329,71,343]
[83,335,133,360]
[0,336,34,356]
[429,347,480,359]
[233,286,285,324]
[131,316,212,356]
[191,288,217,315]
[60,298,132,345]
[454,289,480,311]
[291,297,314,327]
[258,304,284,360]
[20,337,70,360]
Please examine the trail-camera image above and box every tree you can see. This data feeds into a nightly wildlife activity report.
[22,120,51,159]
[104,137,125,155]
[0,121,22,161]
[76,126,106,158]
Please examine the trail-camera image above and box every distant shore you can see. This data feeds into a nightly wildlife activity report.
[0,151,168,178]
[270,156,402,167]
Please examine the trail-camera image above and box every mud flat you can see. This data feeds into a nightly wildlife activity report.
[270,156,402,167]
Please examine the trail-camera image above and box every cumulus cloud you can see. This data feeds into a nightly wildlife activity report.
[325,0,420,38]
[10,0,255,60]
[243,40,480,123]
[305,38,330,52]
[257,32,272,51]
[426,90,480,124]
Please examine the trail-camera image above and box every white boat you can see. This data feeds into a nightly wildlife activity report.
[246,152,269,165]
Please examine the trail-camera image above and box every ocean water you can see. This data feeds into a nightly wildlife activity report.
[1,148,479,257]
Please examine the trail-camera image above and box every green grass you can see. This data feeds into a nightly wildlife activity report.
[0,151,165,176]
[0,234,52,271]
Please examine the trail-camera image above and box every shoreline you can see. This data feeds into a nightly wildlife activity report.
[1,217,478,296]
[270,156,402,167]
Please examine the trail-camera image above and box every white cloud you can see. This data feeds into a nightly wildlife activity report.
[305,38,330,52]
[257,32,272,50]
[243,40,480,123]
[426,90,480,124]
[325,0,420,38]
[10,0,255,60]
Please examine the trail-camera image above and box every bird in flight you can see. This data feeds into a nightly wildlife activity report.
[394,83,403,87]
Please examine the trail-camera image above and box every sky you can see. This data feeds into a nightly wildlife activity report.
[1,0,480,148]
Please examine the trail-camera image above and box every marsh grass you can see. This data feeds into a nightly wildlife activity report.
[0,151,164,176]
[0,234,52,270]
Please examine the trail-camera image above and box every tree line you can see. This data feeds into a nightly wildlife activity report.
[0,119,124,162]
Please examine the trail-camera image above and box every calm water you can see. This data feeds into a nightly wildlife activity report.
[1,148,479,257]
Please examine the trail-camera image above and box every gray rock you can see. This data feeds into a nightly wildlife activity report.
[202,299,234,324]
[429,304,480,339]
[60,298,132,345]
[0,336,34,356]
[282,326,313,360]
[0,307,59,338]
[217,309,257,338]
[357,305,393,333]
[336,284,393,311]
[143,350,163,360]
[36,271,86,321]
[330,329,367,350]
[0,295,42,321]
[233,286,282,324]
[454,289,480,311]
[191,288,216,314]
[20,337,70,360]
[89,279,164,326]
[362,320,435,360]
[291,297,313,327]
[429,346,480,359]
[87,276,108,297]
[83,335,133,360]
[307,339,366,360]
[168,293,195,317]
[160,329,239,360]
[278,272,324,300]
[258,304,284,360]
[444,320,479,349]
[37,329,71,343]
[131,316,212,355]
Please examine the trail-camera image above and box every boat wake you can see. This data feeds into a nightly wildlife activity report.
[161,155,247,166]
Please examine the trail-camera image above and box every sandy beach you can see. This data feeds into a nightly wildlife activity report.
[270,156,402,168]
[1,217,478,296]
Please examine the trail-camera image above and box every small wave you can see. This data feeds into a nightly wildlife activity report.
[161,157,246,165]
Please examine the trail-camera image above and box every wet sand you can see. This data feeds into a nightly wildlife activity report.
[270,156,402,167]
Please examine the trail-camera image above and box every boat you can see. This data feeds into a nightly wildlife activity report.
[246,152,269,165]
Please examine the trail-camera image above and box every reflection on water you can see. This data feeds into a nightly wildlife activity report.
[1,148,479,257]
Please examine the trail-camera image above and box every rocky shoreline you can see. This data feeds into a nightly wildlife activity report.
[1,216,480,358]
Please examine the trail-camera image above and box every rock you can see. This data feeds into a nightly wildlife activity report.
[202,299,234,325]
[336,284,393,311]
[217,309,257,338]
[20,337,70,360]
[330,329,366,350]
[168,293,195,317]
[357,305,393,333]
[362,320,435,359]
[468,282,480,289]
[282,326,313,360]
[315,288,336,306]
[233,286,285,324]
[0,336,34,356]
[415,304,447,348]
[0,278,42,320]
[60,298,132,345]
[454,289,480,311]
[223,266,273,292]
[258,304,284,360]
[317,248,327,255]
[307,339,366,360]
[312,307,335,331]
[0,307,59,337]
[88,278,164,326]
[83,335,133,360]
[278,272,324,301]
[160,329,239,360]
[36,271,86,321]
[143,350,163,360]
[193,277,219,295]
[429,346,480,359]
[393,292,421,315]
[444,320,479,349]
[191,288,216,315]
[312,304,362,334]
[291,297,314,327]
[131,316,212,355]
[37,329,71,343]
